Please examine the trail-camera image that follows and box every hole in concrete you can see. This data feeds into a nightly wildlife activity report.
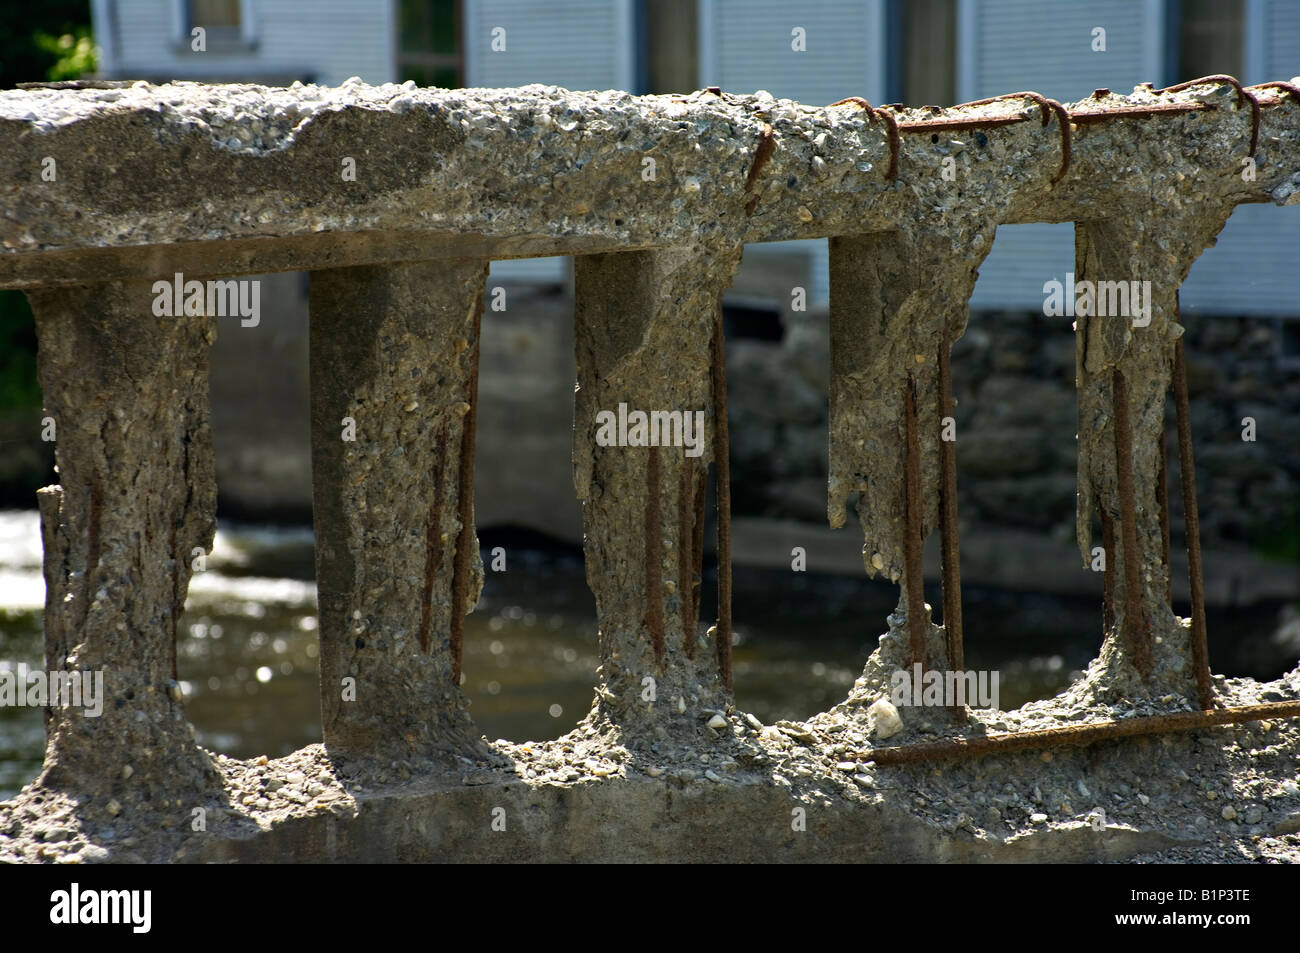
[460,264,595,743]
[957,222,1096,708]
[726,239,893,722]
[178,272,321,760]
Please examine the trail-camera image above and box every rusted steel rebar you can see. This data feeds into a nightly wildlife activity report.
[711,306,733,690]
[418,426,447,654]
[1158,74,1260,154]
[1069,101,1214,122]
[1111,369,1151,677]
[1156,413,1172,606]
[946,92,1071,181]
[827,97,900,179]
[1100,507,1116,636]
[1248,81,1300,103]
[678,457,696,657]
[449,290,485,683]
[902,375,927,668]
[645,445,665,667]
[691,464,707,638]
[937,334,966,725]
[744,122,777,215]
[895,115,1026,133]
[858,701,1300,766]
[1173,334,1213,710]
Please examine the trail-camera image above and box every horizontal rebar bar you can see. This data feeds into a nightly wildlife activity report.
[858,701,1300,766]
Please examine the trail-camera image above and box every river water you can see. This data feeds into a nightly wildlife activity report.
[0,510,1292,799]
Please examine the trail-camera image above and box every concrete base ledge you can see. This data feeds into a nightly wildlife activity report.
[5,671,1299,863]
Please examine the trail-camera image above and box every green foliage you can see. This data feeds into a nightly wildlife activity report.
[0,291,40,413]
[0,0,93,89]
[33,27,97,81]
[1251,500,1300,565]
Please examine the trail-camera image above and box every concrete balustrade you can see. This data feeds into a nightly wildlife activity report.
[1,78,1298,862]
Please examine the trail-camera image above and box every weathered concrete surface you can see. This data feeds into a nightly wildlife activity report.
[1,81,1296,288]
[27,279,219,806]
[573,246,742,731]
[1073,209,1238,701]
[309,260,489,770]
[3,666,1298,863]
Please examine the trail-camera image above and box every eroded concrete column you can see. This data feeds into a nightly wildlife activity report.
[1074,206,1235,697]
[573,245,742,734]
[310,259,488,768]
[28,279,219,809]
[827,230,988,699]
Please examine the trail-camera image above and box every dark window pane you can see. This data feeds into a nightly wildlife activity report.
[903,0,955,107]
[1177,0,1243,82]
[190,0,241,29]
[400,0,458,56]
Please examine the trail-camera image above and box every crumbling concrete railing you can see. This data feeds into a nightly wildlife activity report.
[2,78,1300,858]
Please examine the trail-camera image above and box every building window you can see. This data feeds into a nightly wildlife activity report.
[398,0,462,89]
[645,0,698,94]
[188,0,243,45]
[891,0,956,107]
[1175,0,1243,83]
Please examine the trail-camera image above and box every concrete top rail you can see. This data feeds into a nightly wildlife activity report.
[1,79,1298,288]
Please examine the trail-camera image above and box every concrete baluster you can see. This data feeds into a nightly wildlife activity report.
[309,260,489,769]
[572,245,742,733]
[28,278,220,812]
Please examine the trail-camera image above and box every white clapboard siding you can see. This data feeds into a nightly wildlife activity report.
[464,0,635,283]
[96,0,394,85]
[963,0,1163,311]
[1181,0,1300,318]
[700,0,888,307]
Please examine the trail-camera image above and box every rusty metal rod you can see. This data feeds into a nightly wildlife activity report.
[1100,507,1116,636]
[827,97,899,179]
[946,92,1071,181]
[1157,411,1172,606]
[449,288,485,683]
[1111,368,1151,677]
[744,123,777,215]
[903,375,927,669]
[711,305,733,691]
[645,445,665,667]
[1070,101,1215,121]
[897,115,1027,133]
[858,700,1300,765]
[691,464,707,644]
[419,426,448,653]
[678,456,696,657]
[937,333,966,725]
[1158,74,1260,154]
[1173,334,1213,710]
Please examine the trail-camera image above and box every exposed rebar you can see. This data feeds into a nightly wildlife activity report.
[645,445,665,667]
[419,426,447,654]
[1157,412,1172,606]
[859,701,1300,766]
[450,288,486,683]
[678,457,696,657]
[903,374,927,668]
[1112,368,1151,677]
[937,334,966,724]
[1174,333,1213,710]
[711,306,733,690]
